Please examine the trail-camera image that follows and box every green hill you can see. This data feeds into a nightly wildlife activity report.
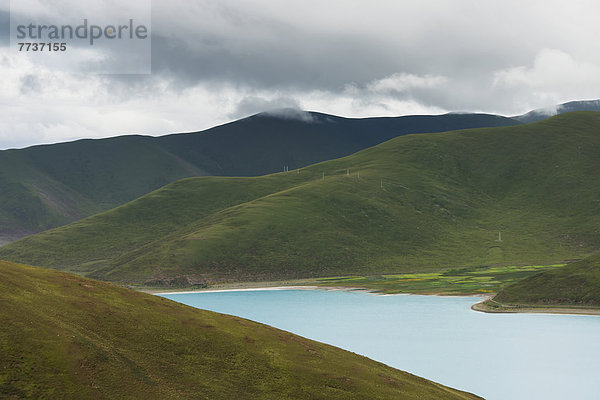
[0,260,481,400]
[490,254,600,307]
[0,111,518,244]
[2,112,599,286]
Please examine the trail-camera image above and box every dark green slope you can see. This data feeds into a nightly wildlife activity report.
[492,254,600,307]
[0,136,205,244]
[0,260,481,400]
[0,111,518,242]
[156,111,519,177]
[4,112,599,285]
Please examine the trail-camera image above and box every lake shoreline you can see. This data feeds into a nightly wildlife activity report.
[148,284,398,296]
[471,299,600,316]
[147,282,487,300]
[147,282,600,316]
[152,285,328,295]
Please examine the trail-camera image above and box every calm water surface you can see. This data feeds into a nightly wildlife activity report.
[161,289,600,400]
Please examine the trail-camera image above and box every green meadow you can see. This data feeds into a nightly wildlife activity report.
[313,264,566,295]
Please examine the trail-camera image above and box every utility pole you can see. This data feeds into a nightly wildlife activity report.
[498,232,502,242]
[322,172,325,180]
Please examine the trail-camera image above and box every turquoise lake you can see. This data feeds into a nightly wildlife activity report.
[161,289,600,400]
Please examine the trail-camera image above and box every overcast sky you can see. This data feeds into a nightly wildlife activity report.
[1,0,600,149]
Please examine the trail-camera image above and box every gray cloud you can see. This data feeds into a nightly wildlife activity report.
[149,30,399,92]
[262,108,315,123]
[3,0,600,148]
[146,0,600,115]
[19,74,40,94]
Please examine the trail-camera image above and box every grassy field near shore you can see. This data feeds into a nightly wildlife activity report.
[145,264,566,298]
[312,264,567,295]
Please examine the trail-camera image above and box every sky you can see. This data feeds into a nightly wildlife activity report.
[1,0,600,149]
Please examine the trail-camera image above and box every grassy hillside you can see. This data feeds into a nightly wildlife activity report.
[0,261,481,400]
[2,112,600,285]
[0,135,205,243]
[490,254,600,307]
[0,112,518,242]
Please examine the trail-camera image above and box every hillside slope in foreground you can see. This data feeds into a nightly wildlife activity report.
[0,260,481,399]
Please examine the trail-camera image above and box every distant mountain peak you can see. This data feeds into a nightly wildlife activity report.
[558,99,600,112]
[258,108,317,123]
[514,99,600,124]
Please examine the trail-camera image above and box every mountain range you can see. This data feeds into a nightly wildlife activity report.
[3,112,600,286]
[0,111,519,244]
[5,99,600,246]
